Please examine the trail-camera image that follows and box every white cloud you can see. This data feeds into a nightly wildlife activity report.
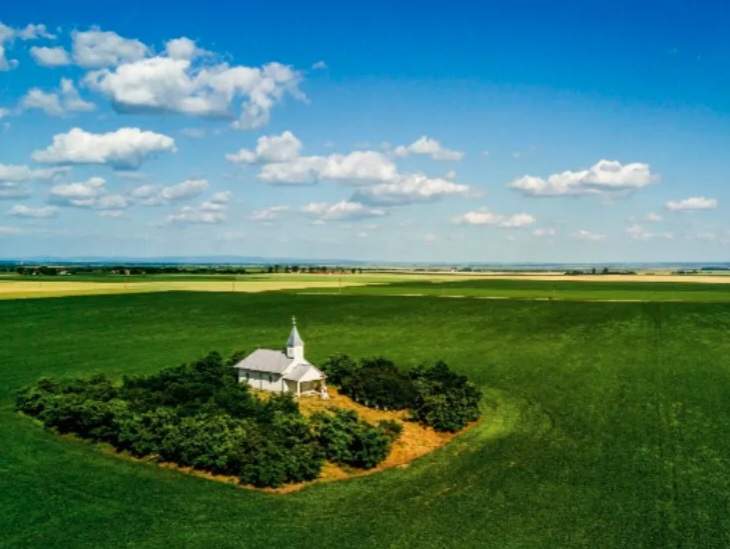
[50,176,107,207]
[229,131,472,207]
[161,179,208,201]
[394,136,464,161]
[0,163,67,183]
[85,53,304,129]
[9,204,58,218]
[353,174,469,206]
[166,193,229,224]
[0,182,31,200]
[251,205,289,221]
[258,150,398,185]
[453,209,536,228]
[71,28,149,68]
[227,131,302,164]
[510,159,656,197]
[626,224,673,241]
[312,60,327,70]
[573,229,606,241]
[0,22,54,70]
[14,24,54,41]
[665,196,717,212]
[32,127,176,169]
[301,200,385,221]
[20,78,95,116]
[50,176,130,216]
[0,107,8,119]
[30,46,71,67]
[533,227,557,237]
[165,37,207,60]
[131,179,209,206]
[645,212,662,222]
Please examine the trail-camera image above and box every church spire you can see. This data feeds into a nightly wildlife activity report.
[286,316,304,360]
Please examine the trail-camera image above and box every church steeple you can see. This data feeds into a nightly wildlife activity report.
[286,316,304,361]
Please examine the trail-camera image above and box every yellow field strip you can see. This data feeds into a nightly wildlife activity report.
[0,280,371,300]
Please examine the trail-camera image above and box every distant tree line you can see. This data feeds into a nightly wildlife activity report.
[7,264,366,276]
[564,267,637,276]
[16,352,400,488]
[321,356,482,432]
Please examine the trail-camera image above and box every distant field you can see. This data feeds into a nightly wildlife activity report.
[0,275,390,299]
[2,272,730,301]
[3,291,730,547]
[303,277,730,302]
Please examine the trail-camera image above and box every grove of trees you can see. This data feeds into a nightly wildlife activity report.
[320,355,482,432]
[16,352,399,488]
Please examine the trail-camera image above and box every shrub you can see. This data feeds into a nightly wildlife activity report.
[409,362,482,432]
[321,355,482,432]
[339,357,416,410]
[15,351,330,488]
[320,354,358,386]
[311,408,398,469]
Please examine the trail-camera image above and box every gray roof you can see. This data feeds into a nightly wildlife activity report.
[287,325,304,347]
[234,349,293,374]
[284,363,325,381]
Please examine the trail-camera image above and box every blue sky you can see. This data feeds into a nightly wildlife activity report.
[1,0,729,262]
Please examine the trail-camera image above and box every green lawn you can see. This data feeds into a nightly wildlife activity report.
[2,291,730,547]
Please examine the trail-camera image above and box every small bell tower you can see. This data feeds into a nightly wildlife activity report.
[286,316,304,362]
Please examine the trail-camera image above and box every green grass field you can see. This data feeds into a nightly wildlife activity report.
[3,287,730,547]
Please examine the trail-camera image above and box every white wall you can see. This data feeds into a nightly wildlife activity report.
[238,369,288,393]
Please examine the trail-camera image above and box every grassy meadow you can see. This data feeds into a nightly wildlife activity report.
[2,283,730,547]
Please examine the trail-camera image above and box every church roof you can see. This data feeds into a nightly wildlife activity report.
[233,349,294,374]
[284,363,325,382]
[287,321,304,347]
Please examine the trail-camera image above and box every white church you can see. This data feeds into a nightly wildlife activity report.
[233,318,328,398]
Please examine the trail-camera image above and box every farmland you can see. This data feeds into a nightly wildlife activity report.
[2,283,730,547]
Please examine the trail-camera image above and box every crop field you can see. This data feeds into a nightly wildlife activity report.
[3,272,730,301]
[3,285,730,547]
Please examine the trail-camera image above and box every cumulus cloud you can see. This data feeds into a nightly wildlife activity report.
[227,131,302,164]
[352,174,469,206]
[665,196,717,212]
[0,163,67,183]
[509,159,656,197]
[131,179,209,205]
[49,176,129,216]
[301,200,385,221]
[251,205,289,221]
[20,79,95,116]
[572,229,606,241]
[84,46,303,129]
[32,127,176,169]
[30,46,71,67]
[0,22,54,70]
[228,131,471,208]
[626,224,673,241]
[394,136,464,161]
[453,209,536,228]
[312,60,327,70]
[166,191,230,224]
[71,28,148,68]
[8,204,58,218]
[50,176,106,206]
[165,37,209,60]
